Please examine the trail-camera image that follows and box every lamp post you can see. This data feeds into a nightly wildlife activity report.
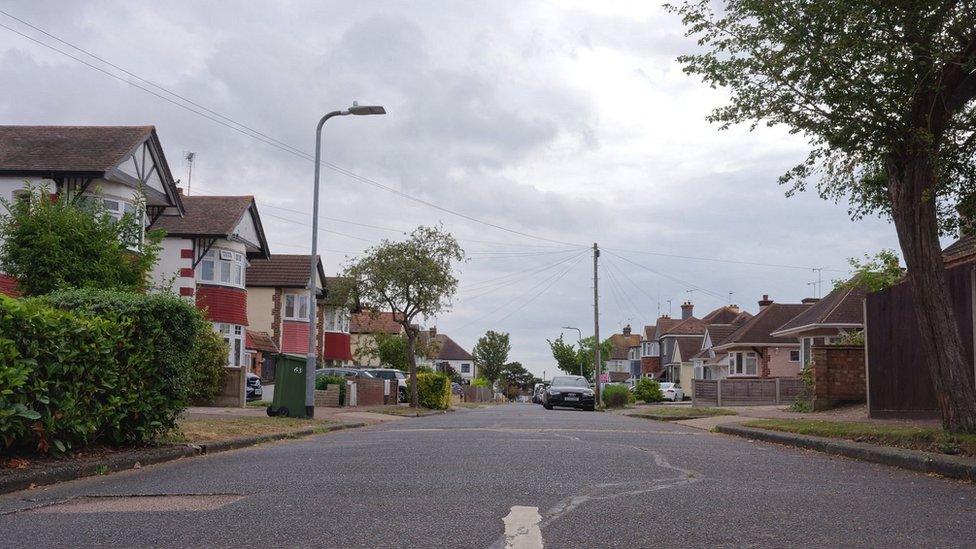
[306,102,386,418]
[562,326,584,377]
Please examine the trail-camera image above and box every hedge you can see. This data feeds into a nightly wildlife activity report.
[602,384,631,408]
[0,289,202,454]
[315,375,347,405]
[413,372,451,410]
[633,378,664,403]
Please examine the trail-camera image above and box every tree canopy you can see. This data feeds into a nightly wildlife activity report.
[547,334,612,380]
[472,330,510,384]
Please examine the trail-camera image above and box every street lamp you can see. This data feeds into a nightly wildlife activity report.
[306,102,386,418]
[562,326,584,377]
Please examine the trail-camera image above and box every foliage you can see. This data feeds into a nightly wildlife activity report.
[602,384,631,409]
[789,365,815,413]
[0,186,163,296]
[470,377,490,388]
[633,378,664,403]
[344,226,464,407]
[354,328,438,372]
[1,289,199,455]
[836,250,904,293]
[629,407,737,419]
[472,330,510,383]
[445,364,463,384]
[836,330,866,346]
[499,361,539,393]
[315,375,347,405]
[547,334,613,380]
[411,372,452,410]
[186,328,228,404]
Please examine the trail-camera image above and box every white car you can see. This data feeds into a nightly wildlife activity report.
[659,382,684,402]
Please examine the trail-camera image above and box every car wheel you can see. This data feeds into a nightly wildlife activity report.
[543,404,553,410]
[585,405,595,412]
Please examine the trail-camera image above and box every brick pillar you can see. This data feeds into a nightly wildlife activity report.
[272,289,282,349]
[316,303,325,359]
[760,349,771,378]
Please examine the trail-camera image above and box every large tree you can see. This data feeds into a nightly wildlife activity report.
[547,334,612,381]
[499,361,540,394]
[669,0,976,432]
[354,330,438,372]
[344,226,464,407]
[472,330,510,384]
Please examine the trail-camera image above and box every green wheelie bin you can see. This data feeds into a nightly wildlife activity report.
[267,353,310,418]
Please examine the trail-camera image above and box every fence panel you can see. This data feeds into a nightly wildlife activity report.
[694,378,801,407]
[692,380,717,406]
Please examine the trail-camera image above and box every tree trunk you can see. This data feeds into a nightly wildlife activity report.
[887,153,976,432]
[405,332,419,408]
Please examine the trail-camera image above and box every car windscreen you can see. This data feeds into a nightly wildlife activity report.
[550,376,587,387]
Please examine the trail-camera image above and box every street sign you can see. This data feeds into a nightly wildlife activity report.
[599,373,609,383]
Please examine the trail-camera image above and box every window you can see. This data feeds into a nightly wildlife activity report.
[198,249,247,289]
[284,293,310,321]
[461,363,471,374]
[729,351,758,376]
[802,337,813,365]
[325,307,350,332]
[214,323,244,367]
[789,350,801,362]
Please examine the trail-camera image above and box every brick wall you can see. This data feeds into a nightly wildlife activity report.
[272,289,282,348]
[0,273,20,297]
[810,345,866,410]
[355,378,389,406]
[196,285,248,325]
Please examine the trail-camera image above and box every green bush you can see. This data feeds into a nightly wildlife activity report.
[31,289,201,449]
[315,375,347,405]
[602,384,630,408]
[470,377,490,388]
[186,328,228,404]
[412,372,452,410]
[633,379,664,403]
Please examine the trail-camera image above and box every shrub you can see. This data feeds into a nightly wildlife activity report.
[633,379,664,403]
[413,372,451,410]
[602,384,631,408]
[315,375,347,405]
[186,328,228,404]
[470,377,490,388]
[33,289,201,447]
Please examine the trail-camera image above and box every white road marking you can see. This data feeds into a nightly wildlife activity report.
[502,506,543,549]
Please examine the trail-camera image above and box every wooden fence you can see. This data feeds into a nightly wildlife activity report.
[463,386,494,403]
[865,262,975,419]
[692,378,804,407]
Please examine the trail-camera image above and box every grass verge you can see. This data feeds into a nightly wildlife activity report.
[741,419,976,457]
[246,399,271,408]
[628,407,737,420]
[166,416,334,444]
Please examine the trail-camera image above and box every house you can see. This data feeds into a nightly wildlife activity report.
[712,295,811,378]
[350,310,404,366]
[245,330,279,382]
[421,327,476,381]
[690,323,739,380]
[606,325,641,382]
[0,125,185,296]
[245,254,356,366]
[657,302,706,382]
[943,232,975,268]
[640,325,661,378]
[771,282,869,365]
[150,193,271,367]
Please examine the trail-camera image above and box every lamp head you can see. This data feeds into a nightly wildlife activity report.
[348,101,386,115]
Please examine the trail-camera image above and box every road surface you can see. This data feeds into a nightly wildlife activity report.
[1,404,974,548]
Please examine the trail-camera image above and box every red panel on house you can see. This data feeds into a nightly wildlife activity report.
[0,273,20,297]
[281,320,311,354]
[195,285,248,325]
[180,249,194,259]
[641,356,661,376]
[322,332,352,362]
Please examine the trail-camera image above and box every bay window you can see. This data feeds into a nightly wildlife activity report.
[324,307,350,332]
[198,249,246,289]
[284,293,310,321]
[214,322,244,367]
[729,351,758,376]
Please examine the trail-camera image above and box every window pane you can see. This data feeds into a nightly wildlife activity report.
[233,339,242,366]
[285,295,295,318]
[298,296,309,319]
[220,261,231,282]
[201,260,214,281]
[103,199,120,212]
[234,264,242,285]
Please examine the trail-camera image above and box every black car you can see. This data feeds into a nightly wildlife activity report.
[543,375,595,411]
[246,373,263,401]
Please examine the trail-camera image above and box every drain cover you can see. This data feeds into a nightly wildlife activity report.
[27,494,245,514]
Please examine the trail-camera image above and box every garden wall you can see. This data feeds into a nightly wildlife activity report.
[810,345,866,411]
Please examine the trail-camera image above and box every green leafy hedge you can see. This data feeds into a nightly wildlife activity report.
[414,372,451,410]
[315,375,347,405]
[602,384,631,408]
[1,289,202,454]
[633,378,664,403]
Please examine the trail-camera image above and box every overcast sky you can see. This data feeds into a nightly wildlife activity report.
[1,0,913,378]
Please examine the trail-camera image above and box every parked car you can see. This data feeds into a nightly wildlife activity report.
[659,382,684,402]
[365,368,408,401]
[246,373,263,401]
[543,375,595,411]
[315,367,376,379]
[531,383,547,404]
[451,382,464,396]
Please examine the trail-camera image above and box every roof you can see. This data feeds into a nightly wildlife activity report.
[350,311,402,334]
[246,254,327,290]
[643,325,657,340]
[731,311,753,326]
[609,333,641,360]
[771,280,867,337]
[705,324,738,347]
[944,234,976,267]
[715,303,811,349]
[0,125,153,173]
[701,306,747,324]
[654,316,680,337]
[674,336,705,362]
[661,316,706,336]
[433,334,474,361]
[245,330,278,353]
[151,195,269,258]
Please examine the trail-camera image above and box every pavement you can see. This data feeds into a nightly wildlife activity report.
[2,404,974,548]
[186,405,407,425]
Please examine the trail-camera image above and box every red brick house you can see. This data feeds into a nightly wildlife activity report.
[712,296,811,379]
[150,194,271,367]
[0,125,185,296]
[245,254,356,366]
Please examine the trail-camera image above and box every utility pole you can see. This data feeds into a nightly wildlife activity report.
[593,242,601,406]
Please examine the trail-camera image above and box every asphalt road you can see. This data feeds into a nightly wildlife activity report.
[1,404,974,548]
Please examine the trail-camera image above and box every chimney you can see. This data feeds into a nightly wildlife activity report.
[728,304,740,312]
[428,326,437,338]
[680,301,694,320]
[176,187,185,196]
[758,294,773,309]
[622,324,631,336]
[802,297,820,304]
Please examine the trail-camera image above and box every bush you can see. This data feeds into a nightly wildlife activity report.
[412,372,452,410]
[186,328,228,404]
[633,379,664,403]
[31,289,201,450]
[471,377,490,388]
[315,375,347,405]
[602,384,631,408]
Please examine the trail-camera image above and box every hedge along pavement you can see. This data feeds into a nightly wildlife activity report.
[411,372,452,410]
[1,289,203,456]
